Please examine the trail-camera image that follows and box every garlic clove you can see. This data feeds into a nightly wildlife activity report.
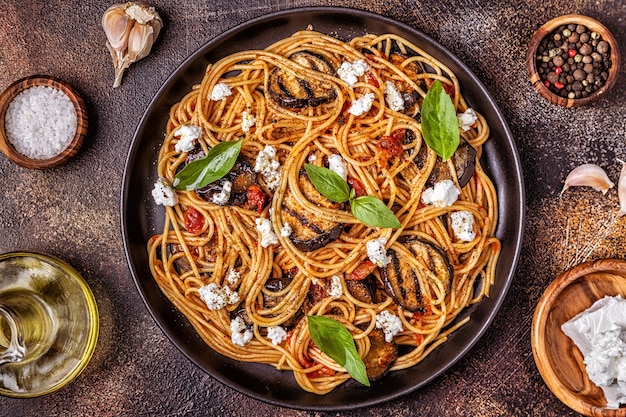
[560,163,615,196]
[102,5,133,52]
[617,159,626,217]
[102,2,163,88]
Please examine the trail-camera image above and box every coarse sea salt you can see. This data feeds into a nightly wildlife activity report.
[5,85,77,160]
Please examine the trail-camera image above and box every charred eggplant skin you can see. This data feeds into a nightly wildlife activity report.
[381,238,453,312]
[362,328,398,381]
[268,51,337,109]
[195,156,256,205]
[414,137,477,188]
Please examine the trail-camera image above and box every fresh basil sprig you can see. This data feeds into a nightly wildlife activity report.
[421,80,460,161]
[304,164,401,228]
[173,139,242,190]
[307,315,370,387]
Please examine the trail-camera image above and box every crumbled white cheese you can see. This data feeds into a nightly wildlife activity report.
[337,59,369,87]
[562,295,626,408]
[366,238,391,267]
[211,180,232,205]
[421,180,460,207]
[307,154,317,163]
[450,211,476,242]
[458,108,477,132]
[151,178,178,207]
[329,275,343,298]
[230,316,253,346]
[328,154,348,181]
[225,269,241,286]
[198,283,240,310]
[267,326,288,346]
[241,111,256,133]
[384,81,405,112]
[210,82,232,101]
[254,145,282,191]
[173,124,203,153]
[376,310,403,342]
[348,92,375,116]
[255,218,278,248]
[280,222,293,237]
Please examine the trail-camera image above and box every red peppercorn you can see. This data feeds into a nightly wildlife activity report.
[555,67,563,75]
[568,49,577,57]
[543,80,550,88]
[554,81,565,89]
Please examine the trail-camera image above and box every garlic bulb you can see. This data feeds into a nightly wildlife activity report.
[560,163,615,196]
[618,159,626,217]
[102,2,163,88]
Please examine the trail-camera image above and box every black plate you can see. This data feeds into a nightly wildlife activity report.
[121,6,525,411]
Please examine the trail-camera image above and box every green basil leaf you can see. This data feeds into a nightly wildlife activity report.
[307,315,370,387]
[304,164,350,203]
[421,80,460,161]
[173,139,242,190]
[351,196,401,228]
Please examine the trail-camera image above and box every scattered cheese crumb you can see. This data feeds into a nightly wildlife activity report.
[198,283,240,310]
[151,178,178,207]
[211,82,232,101]
[329,275,343,298]
[337,59,369,87]
[458,108,477,132]
[280,222,293,237]
[241,111,256,133]
[366,238,391,267]
[450,211,476,242]
[254,145,282,191]
[384,81,405,112]
[212,180,232,205]
[230,316,253,346]
[225,269,241,286]
[267,326,288,346]
[173,124,203,152]
[307,154,317,163]
[348,92,375,116]
[328,154,348,181]
[376,310,403,342]
[421,180,460,207]
[255,218,278,248]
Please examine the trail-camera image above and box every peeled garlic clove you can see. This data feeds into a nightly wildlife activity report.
[102,2,163,88]
[617,159,626,217]
[560,163,615,196]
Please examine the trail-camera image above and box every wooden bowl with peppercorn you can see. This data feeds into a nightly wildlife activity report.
[527,14,620,107]
[0,75,88,169]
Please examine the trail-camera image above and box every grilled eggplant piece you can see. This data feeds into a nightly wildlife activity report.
[411,137,476,188]
[262,277,302,328]
[382,238,452,312]
[363,328,398,381]
[345,278,375,304]
[281,170,343,252]
[196,156,257,206]
[268,51,337,109]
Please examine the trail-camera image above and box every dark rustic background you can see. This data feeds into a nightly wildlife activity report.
[0,0,624,416]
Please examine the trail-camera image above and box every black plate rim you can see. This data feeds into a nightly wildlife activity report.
[121,6,525,411]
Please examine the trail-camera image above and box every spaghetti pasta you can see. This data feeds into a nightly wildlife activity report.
[147,30,501,394]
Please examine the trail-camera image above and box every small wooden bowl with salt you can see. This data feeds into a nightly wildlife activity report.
[0,75,88,169]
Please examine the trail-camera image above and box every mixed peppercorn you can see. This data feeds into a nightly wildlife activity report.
[536,23,612,99]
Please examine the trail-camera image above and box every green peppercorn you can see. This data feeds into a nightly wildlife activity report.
[563,28,572,37]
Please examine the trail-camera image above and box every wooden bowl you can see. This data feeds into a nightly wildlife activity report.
[532,259,626,416]
[0,75,88,169]
[527,14,621,107]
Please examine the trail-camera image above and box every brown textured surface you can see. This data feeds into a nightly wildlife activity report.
[0,1,624,416]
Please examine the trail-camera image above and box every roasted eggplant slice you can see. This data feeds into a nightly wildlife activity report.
[382,238,452,312]
[268,51,337,109]
[412,137,476,188]
[281,170,343,252]
[363,328,398,381]
[196,156,257,206]
[262,277,302,328]
[345,277,375,304]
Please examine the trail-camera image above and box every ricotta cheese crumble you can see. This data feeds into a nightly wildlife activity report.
[348,92,375,116]
[328,154,348,181]
[267,326,288,346]
[151,178,178,207]
[173,124,203,153]
[210,82,232,101]
[450,210,476,242]
[384,81,405,112]
[337,59,369,87]
[366,238,391,267]
[254,145,282,191]
[376,310,403,343]
[255,218,278,248]
[421,180,460,208]
[230,316,253,346]
[458,108,477,132]
[198,283,240,311]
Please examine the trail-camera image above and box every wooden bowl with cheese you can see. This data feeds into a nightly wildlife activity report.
[532,259,626,416]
